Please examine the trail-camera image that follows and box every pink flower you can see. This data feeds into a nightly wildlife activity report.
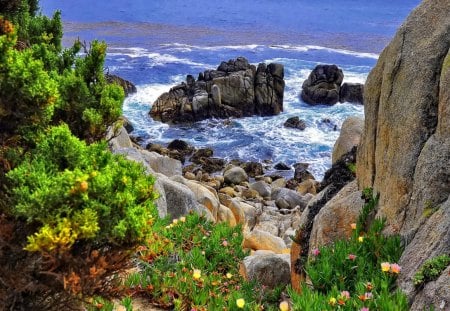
[222,240,228,247]
[340,291,350,299]
[365,292,373,300]
[312,248,320,256]
[390,263,402,274]
[360,308,369,311]
[348,254,357,261]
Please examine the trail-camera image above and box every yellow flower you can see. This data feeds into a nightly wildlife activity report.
[179,216,186,222]
[193,269,201,279]
[329,297,337,306]
[226,272,233,279]
[236,298,245,308]
[279,301,290,311]
[358,236,364,243]
[350,223,357,230]
[381,262,391,272]
[172,219,179,224]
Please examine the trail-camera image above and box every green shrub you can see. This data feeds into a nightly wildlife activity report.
[56,40,124,142]
[7,124,158,253]
[413,254,450,287]
[0,30,58,136]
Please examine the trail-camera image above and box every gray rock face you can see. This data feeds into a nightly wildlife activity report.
[242,254,291,289]
[301,64,343,105]
[250,181,271,198]
[149,57,284,123]
[224,166,249,185]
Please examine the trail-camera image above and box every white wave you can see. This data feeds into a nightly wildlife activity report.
[269,44,379,59]
[107,47,207,67]
[159,43,262,51]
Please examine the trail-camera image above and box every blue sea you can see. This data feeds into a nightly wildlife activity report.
[40,0,420,179]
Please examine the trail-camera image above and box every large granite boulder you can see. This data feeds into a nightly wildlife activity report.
[351,1,450,309]
[150,57,284,123]
[242,253,291,289]
[332,116,364,164]
[301,64,343,105]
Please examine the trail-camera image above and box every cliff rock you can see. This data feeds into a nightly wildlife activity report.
[353,0,450,309]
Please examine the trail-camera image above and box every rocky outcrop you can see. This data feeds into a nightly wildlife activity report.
[301,64,343,105]
[149,57,284,123]
[301,65,364,105]
[105,74,137,96]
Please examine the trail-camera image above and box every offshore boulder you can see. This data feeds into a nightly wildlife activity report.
[301,64,364,105]
[149,57,285,123]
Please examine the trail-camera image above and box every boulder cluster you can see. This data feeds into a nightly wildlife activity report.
[150,57,285,123]
[301,64,364,105]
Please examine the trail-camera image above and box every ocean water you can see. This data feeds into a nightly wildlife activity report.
[40,0,420,179]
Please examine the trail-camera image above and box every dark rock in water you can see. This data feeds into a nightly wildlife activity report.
[241,161,264,178]
[284,116,306,130]
[301,64,343,105]
[340,83,364,104]
[167,139,191,151]
[146,143,168,155]
[274,162,291,170]
[190,148,214,164]
[149,57,285,123]
[319,118,338,131]
[293,163,315,182]
[105,74,137,96]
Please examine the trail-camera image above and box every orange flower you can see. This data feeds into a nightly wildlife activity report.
[350,223,357,230]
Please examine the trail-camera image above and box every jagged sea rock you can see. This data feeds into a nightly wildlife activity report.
[149,57,284,123]
[105,73,137,96]
[339,82,364,104]
[301,64,343,105]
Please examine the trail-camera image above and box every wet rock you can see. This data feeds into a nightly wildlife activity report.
[274,162,291,170]
[339,82,364,104]
[293,163,315,182]
[301,64,343,105]
[284,116,306,130]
